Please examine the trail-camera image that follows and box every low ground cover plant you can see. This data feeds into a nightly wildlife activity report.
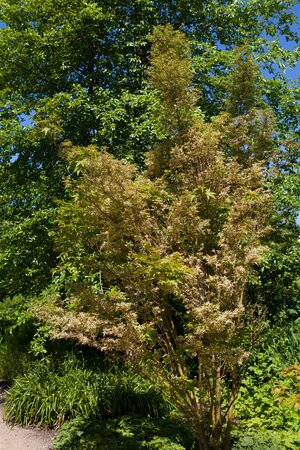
[53,416,195,450]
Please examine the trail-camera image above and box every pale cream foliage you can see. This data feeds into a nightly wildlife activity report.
[37,87,271,450]
[35,26,275,450]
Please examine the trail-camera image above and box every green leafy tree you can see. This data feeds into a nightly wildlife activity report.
[36,26,275,449]
[0,0,299,298]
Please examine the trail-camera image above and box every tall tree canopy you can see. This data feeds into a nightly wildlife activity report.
[0,0,299,303]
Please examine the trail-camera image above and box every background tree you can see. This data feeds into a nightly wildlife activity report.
[0,0,299,298]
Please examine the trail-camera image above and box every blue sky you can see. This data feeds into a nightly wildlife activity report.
[278,4,300,80]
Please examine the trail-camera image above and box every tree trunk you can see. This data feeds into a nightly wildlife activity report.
[223,366,238,450]
[211,364,222,449]
[196,426,210,450]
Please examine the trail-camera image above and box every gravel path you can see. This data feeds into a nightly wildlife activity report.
[0,381,56,450]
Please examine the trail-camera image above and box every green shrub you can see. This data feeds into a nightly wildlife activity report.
[0,296,36,381]
[3,355,169,427]
[0,344,31,382]
[233,323,300,446]
[53,416,195,450]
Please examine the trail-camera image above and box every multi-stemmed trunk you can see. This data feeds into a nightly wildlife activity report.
[192,360,238,450]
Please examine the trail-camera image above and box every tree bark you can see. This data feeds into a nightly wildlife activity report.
[223,366,238,450]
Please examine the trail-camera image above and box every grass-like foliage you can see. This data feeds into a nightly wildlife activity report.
[3,355,169,427]
[53,415,195,450]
